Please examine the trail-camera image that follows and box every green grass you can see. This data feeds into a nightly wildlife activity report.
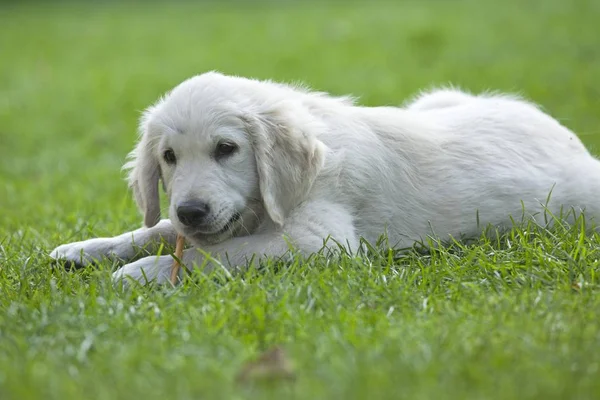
[1,0,600,399]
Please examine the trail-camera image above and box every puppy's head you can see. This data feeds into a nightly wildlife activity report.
[124,72,326,245]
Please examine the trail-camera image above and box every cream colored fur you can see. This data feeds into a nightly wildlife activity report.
[50,72,600,286]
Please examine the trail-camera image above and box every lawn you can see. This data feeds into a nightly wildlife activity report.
[1,0,600,399]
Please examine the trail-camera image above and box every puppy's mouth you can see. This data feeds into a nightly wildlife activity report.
[214,212,242,235]
[190,212,241,237]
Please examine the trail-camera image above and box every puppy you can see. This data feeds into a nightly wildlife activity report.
[50,72,600,285]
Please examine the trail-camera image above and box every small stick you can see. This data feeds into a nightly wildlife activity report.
[170,234,185,285]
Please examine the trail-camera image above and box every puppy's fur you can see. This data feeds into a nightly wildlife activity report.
[50,72,600,285]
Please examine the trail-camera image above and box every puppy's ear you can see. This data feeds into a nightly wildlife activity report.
[243,104,326,227]
[123,109,162,227]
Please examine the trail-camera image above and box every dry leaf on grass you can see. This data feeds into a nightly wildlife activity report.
[235,346,296,384]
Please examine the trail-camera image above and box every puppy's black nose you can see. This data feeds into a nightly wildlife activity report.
[176,201,210,227]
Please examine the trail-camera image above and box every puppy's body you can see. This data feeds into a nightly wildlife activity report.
[50,72,600,285]
[331,98,598,246]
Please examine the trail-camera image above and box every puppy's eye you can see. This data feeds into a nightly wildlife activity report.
[215,142,238,158]
[163,149,176,165]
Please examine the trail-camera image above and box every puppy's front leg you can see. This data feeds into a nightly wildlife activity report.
[113,202,359,286]
[112,231,323,287]
[50,219,177,268]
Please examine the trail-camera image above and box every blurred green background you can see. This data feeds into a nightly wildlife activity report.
[1,1,600,399]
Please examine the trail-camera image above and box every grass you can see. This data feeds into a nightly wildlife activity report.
[1,0,600,399]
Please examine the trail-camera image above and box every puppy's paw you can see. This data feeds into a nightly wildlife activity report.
[49,238,121,269]
[112,255,179,287]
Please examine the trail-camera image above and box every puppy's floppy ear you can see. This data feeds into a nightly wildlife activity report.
[123,109,162,227]
[243,103,326,227]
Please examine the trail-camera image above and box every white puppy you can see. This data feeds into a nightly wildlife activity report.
[50,72,600,285]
